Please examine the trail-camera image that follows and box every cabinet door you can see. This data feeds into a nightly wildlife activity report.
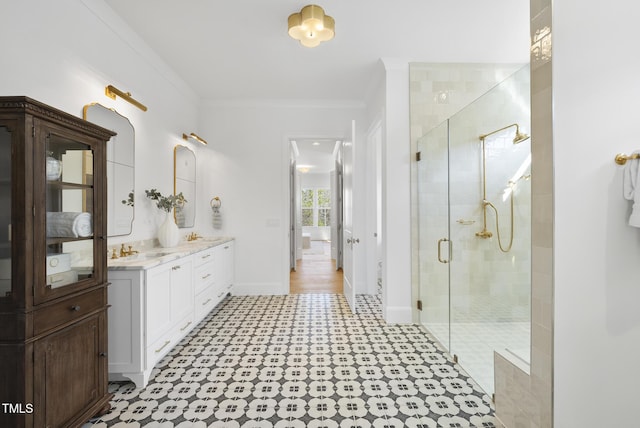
[33,312,106,428]
[225,241,235,287]
[0,124,12,303]
[33,119,106,304]
[216,242,234,290]
[170,258,193,322]
[146,264,172,345]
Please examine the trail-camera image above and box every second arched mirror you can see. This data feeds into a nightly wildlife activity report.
[83,103,135,236]
[174,145,196,228]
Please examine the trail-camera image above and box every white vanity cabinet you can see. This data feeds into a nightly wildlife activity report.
[107,239,234,388]
[193,246,217,324]
[145,257,194,371]
[107,256,193,388]
[193,241,235,324]
[216,241,235,295]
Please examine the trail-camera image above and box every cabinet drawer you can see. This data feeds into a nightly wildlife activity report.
[33,288,105,335]
[146,331,176,370]
[145,313,193,370]
[194,262,215,295]
[193,248,215,268]
[195,286,219,322]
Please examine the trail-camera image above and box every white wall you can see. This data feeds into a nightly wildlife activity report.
[553,2,640,426]
[1,0,200,248]
[381,59,413,323]
[2,0,374,303]
[197,100,365,295]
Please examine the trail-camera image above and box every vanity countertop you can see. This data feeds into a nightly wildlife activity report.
[108,237,234,270]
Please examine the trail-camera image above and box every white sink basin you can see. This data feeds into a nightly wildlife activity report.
[123,251,174,261]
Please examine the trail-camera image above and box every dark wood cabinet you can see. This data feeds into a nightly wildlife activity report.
[0,97,114,427]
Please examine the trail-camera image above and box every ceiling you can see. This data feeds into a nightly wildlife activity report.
[103,0,530,102]
[293,139,339,174]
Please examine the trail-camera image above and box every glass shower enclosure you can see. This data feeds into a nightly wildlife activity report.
[418,65,531,394]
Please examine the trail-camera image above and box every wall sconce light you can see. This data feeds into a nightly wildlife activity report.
[105,85,148,111]
[288,4,335,48]
[182,132,208,145]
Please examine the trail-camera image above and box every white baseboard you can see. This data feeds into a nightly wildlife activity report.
[384,306,412,324]
[232,282,287,296]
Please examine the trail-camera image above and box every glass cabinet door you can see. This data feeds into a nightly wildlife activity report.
[0,126,10,301]
[35,123,99,303]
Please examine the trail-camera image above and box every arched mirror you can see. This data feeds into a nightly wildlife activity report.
[83,103,134,236]
[174,145,196,228]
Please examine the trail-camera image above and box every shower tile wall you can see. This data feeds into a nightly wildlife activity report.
[409,63,524,319]
[494,1,555,426]
[448,65,531,330]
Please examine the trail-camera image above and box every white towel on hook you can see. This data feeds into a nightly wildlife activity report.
[623,150,640,227]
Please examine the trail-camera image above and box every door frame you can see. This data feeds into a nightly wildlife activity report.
[283,133,345,294]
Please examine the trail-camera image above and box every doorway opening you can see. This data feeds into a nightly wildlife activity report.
[289,138,343,294]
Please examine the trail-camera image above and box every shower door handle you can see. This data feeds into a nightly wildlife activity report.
[437,238,452,264]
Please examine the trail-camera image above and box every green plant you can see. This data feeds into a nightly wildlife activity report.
[121,191,135,207]
[144,189,186,213]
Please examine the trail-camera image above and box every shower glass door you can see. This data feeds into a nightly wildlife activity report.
[448,64,531,394]
[418,64,531,395]
[417,121,450,350]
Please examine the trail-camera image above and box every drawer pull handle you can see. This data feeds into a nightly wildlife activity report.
[180,321,192,332]
[202,273,211,280]
[155,340,171,353]
[172,265,181,271]
[71,305,81,311]
[202,298,212,306]
[217,292,225,298]
[99,352,107,358]
[202,254,211,259]
[224,246,229,249]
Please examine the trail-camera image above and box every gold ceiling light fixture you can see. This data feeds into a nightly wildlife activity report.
[182,132,208,145]
[288,4,335,48]
[105,85,148,111]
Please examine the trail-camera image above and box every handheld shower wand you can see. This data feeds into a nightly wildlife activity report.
[476,123,530,252]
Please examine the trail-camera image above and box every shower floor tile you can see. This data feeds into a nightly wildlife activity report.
[425,321,530,394]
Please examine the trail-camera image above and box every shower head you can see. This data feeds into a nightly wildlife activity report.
[513,129,530,144]
[479,123,530,144]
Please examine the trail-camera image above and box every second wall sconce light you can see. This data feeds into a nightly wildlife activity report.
[105,85,148,111]
[183,132,208,145]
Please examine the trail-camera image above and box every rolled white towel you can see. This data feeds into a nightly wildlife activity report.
[46,212,93,238]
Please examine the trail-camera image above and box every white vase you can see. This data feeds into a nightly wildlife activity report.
[157,212,180,247]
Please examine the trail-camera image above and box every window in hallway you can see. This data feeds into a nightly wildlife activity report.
[301,188,331,227]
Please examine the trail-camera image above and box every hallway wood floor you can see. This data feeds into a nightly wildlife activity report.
[290,241,343,294]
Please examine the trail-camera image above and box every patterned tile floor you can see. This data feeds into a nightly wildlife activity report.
[84,294,500,427]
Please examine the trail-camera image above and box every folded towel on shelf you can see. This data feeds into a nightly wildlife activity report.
[46,212,93,238]
[623,151,640,227]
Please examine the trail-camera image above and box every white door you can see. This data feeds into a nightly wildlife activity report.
[290,159,297,270]
[342,120,357,313]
